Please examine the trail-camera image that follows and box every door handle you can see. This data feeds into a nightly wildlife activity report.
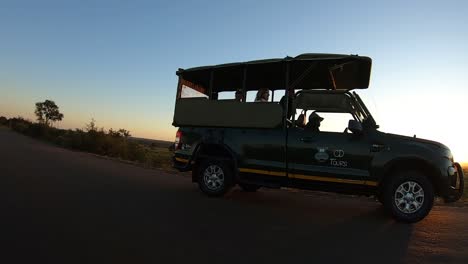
[300,137,314,143]
[371,143,385,152]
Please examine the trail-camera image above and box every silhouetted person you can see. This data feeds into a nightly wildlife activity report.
[255,88,270,102]
[305,112,324,132]
[235,90,244,102]
[296,113,305,128]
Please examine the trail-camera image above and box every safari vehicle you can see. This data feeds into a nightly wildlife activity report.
[172,54,464,222]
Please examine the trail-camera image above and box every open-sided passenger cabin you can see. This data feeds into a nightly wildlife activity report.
[173,54,372,129]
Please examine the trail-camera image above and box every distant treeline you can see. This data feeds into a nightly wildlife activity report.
[0,116,173,169]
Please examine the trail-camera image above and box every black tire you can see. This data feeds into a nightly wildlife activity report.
[239,183,261,192]
[197,159,233,197]
[382,171,434,223]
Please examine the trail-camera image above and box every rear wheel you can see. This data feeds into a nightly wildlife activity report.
[383,171,434,223]
[239,183,261,192]
[197,159,233,197]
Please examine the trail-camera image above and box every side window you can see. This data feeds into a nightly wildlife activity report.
[218,89,284,102]
[218,91,236,100]
[317,112,354,133]
[246,91,257,102]
[294,109,354,132]
[246,89,273,102]
[180,79,209,99]
[181,86,208,98]
[272,90,285,102]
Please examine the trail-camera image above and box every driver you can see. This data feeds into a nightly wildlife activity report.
[305,112,324,132]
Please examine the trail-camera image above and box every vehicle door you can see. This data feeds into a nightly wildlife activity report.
[219,97,285,185]
[287,112,374,186]
[227,127,287,185]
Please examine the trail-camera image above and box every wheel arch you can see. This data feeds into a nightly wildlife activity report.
[379,158,443,196]
[191,143,238,182]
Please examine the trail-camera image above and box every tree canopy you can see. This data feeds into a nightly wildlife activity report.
[35,100,64,126]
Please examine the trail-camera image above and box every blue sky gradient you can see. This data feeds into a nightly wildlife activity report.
[1,0,467,160]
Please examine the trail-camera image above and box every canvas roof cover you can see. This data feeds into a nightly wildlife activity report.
[177,53,372,92]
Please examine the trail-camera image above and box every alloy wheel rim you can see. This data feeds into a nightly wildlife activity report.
[203,165,225,191]
[394,181,425,214]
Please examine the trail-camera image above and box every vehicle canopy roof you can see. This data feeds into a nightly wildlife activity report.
[177,53,372,92]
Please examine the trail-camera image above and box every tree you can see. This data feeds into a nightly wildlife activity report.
[108,128,131,138]
[85,118,98,132]
[117,129,131,138]
[35,100,64,126]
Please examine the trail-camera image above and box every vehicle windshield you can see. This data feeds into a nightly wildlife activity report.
[292,90,379,130]
[351,92,379,129]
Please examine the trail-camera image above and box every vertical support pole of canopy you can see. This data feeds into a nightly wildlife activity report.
[173,75,182,126]
[284,62,291,122]
[242,66,247,101]
[284,61,290,178]
[209,70,216,100]
[175,76,182,100]
[328,69,337,90]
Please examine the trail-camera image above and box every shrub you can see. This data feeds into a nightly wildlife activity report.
[26,123,48,138]
[9,117,32,134]
[8,117,171,170]
[0,116,7,125]
[127,141,147,162]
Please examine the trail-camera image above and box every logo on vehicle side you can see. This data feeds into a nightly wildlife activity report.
[333,149,345,158]
[314,147,329,163]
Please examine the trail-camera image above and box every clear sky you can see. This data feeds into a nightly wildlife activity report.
[1,0,467,161]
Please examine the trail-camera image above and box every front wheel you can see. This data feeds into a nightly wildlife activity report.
[383,171,434,223]
[197,160,233,197]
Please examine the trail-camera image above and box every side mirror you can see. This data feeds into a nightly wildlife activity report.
[348,120,363,134]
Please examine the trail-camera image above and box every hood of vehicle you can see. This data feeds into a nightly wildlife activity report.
[385,133,449,150]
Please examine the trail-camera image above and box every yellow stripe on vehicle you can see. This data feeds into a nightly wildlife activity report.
[364,181,379,187]
[239,167,378,187]
[290,173,367,186]
[175,157,189,163]
[238,168,286,177]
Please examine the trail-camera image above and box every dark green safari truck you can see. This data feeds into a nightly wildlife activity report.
[172,54,464,222]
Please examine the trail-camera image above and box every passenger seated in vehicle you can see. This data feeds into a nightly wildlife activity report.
[305,112,324,132]
[296,113,305,128]
[235,89,244,102]
[255,88,270,102]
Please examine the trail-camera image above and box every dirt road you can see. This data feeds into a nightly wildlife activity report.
[1,128,467,263]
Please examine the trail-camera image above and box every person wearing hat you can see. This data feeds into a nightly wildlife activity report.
[305,111,324,132]
[235,89,244,102]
